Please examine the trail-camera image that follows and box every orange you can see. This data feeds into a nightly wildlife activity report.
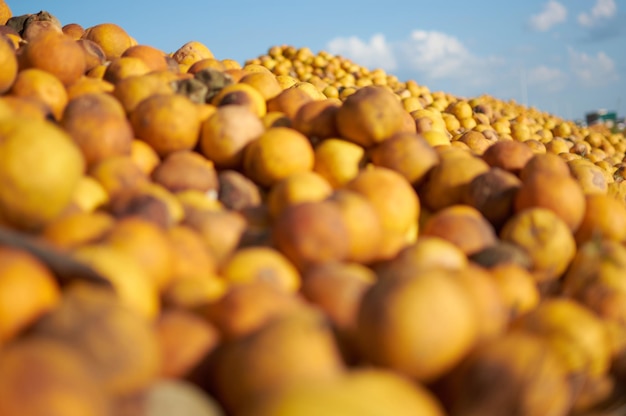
[500,207,576,283]
[20,31,86,86]
[243,127,315,187]
[336,85,407,147]
[151,149,219,193]
[9,68,68,120]
[272,200,350,270]
[122,44,169,72]
[245,368,446,416]
[266,86,313,120]
[357,268,478,382]
[345,166,420,260]
[267,171,333,218]
[72,244,159,320]
[81,23,134,60]
[102,56,151,84]
[130,139,161,175]
[88,154,149,198]
[0,35,17,94]
[199,104,265,169]
[481,138,534,175]
[172,40,214,68]
[0,336,108,416]
[575,193,626,244]
[368,131,439,186]
[220,246,301,292]
[327,189,384,264]
[209,306,345,415]
[488,263,539,318]
[40,210,115,250]
[61,92,134,167]
[211,82,267,117]
[421,204,497,256]
[33,282,162,397]
[102,216,175,291]
[130,93,201,157]
[313,138,365,188]
[0,1,11,25]
[292,98,341,141]
[0,246,60,343]
[112,72,175,114]
[155,308,220,379]
[239,71,282,100]
[66,76,114,99]
[62,23,84,39]
[0,117,85,230]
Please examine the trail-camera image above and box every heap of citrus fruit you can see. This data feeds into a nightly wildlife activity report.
[1,3,626,415]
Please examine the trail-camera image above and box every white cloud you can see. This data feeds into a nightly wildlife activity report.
[526,65,567,91]
[568,47,618,87]
[401,30,472,79]
[528,1,568,31]
[326,33,396,72]
[578,0,617,27]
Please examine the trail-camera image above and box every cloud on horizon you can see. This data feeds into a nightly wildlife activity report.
[578,0,617,28]
[528,0,567,32]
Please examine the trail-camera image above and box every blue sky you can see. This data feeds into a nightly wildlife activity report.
[8,1,625,121]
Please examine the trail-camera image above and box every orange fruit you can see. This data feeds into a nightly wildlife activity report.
[20,31,86,86]
[357,268,478,382]
[72,244,160,320]
[267,171,333,218]
[0,246,60,343]
[130,139,161,175]
[444,330,572,416]
[488,263,539,318]
[66,76,114,99]
[9,68,68,120]
[514,164,586,232]
[245,368,446,416]
[421,204,497,256]
[199,104,265,169]
[327,189,384,264]
[112,72,175,114]
[481,139,534,175]
[77,39,107,73]
[62,22,84,39]
[155,308,220,379]
[575,193,626,244]
[33,283,162,397]
[209,306,345,415]
[211,82,267,117]
[368,131,439,186]
[122,44,169,72]
[266,86,313,120]
[381,236,468,277]
[102,56,151,84]
[130,93,201,157]
[151,149,218,194]
[220,246,301,292]
[239,71,282,100]
[336,85,407,147]
[0,1,11,25]
[102,216,175,291]
[0,336,108,416]
[0,117,85,230]
[61,92,134,167]
[292,98,341,141]
[243,126,315,187]
[345,166,420,260]
[187,57,226,74]
[172,40,214,68]
[88,154,149,198]
[40,210,115,251]
[420,149,490,211]
[500,207,576,283]
[272,200,350,270]
[0,35,17,94]
[81,23,134,60]
[313,138,365,188]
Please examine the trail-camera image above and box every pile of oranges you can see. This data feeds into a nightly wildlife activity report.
[1,2,626,415]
